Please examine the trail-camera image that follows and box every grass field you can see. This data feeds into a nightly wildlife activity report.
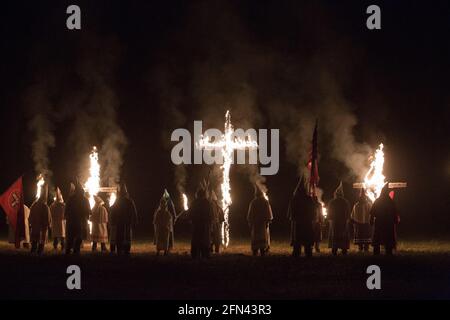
[1,239,450,299]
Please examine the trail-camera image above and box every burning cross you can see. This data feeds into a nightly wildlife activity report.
[353,182,407,200]
[198,110,258,247]
[353,144,407,202]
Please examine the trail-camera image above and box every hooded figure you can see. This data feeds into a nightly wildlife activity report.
[369,184,399,255]
[7,204,30,249]
[287,178,316,257]
[160,189,177,248]
[65,180,91,254]
[247,185,273,256]
[91,195,109,252]
[312,196,324,253]
[351,188,373,251]
[50,187,66,251]
[210,190,225,253]
[110,182,138,255]
[186,187,214,259]
[153,195,174,255]
[327,182,351,255]
[29,183,52,255]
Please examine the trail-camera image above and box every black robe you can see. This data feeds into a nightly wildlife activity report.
[187,198,214,249]
[288,193,316,247]
[327,197,351,249]
[65,192,91,241]
[247,196,273,251]
[370,195,399,248]
[110,196,138,246]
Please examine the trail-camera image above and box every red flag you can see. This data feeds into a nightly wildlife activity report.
[308,120,319,196]
[0,177,25,248]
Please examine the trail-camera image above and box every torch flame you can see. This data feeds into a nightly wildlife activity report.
[320,201,327,218]
[363,143,386,203]
[36,175,45,200]
[84,146,100,209]
[182,193,189,211]
[109,191,117,207]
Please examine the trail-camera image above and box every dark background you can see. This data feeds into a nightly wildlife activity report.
[0,0,449,240]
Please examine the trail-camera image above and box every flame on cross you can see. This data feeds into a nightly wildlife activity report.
[36,175,45,200]
[198,110,258,247]
[182,193,189,211]
[84,146,100,209]
[363,143,386,202]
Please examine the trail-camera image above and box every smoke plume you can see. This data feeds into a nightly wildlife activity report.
[25,82,55,179]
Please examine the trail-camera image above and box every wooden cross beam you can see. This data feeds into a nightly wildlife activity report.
[353,182,407,189]
[98,187,117,193]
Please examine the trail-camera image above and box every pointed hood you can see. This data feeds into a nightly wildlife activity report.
[159,194,168,209]
[39,183,49,203]
[294,175,307,196]
[195,186,206,199]
[159,189,170,207]
[334,181,344,198]
[381,182,390,197]
[74,179,84,197]
[359,188,367,201]
[55,187,64,203]
[254,184,264,198]
[163,189,170,201]
[118,182,129,197]
[94,195,104,206]
[69,183,76,196]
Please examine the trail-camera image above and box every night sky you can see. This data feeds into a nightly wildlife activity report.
[1,0,449,239]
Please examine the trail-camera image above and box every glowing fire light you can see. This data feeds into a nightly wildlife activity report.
[182,193,189,211]
[36,175,45,199]
[263,191,269,201]
[109,192,117,207]
[198,110,258,247]
[320,201,327,218]
[84,146,100,209]
[363,143,386,203]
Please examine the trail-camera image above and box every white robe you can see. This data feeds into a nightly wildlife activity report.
[50,201,66,238]
[153,207,173,251]
[91,204,109,243]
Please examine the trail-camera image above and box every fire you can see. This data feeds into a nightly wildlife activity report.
[363,143,386,203]
[36,175,44,199]
[109,191,117,207]
[198,110,257,247]
[182,193,189,211]
[263,191,269,201]
[84,146,100,209]
[320,201,327,218]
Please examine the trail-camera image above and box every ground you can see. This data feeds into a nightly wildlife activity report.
[0,239,449,299]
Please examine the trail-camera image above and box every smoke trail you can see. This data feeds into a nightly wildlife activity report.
[159,1,373,196]
[319,73,372,180]
[325,107,371,180]
[70,36,127,187]
[25,82,55,178]
[152,66,188,194]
